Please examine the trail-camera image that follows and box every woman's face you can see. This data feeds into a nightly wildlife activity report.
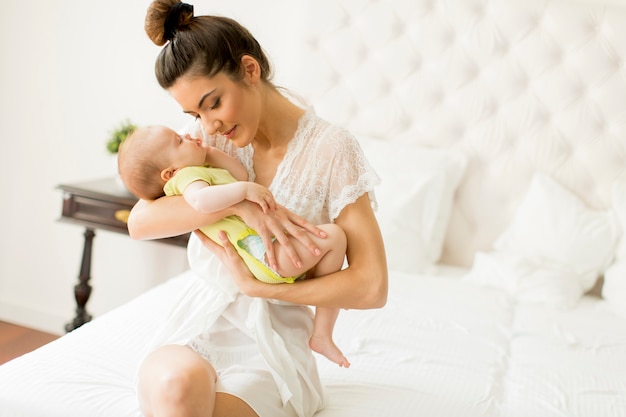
[169,72,261,148]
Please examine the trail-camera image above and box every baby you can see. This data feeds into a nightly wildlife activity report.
[118,125,350,367]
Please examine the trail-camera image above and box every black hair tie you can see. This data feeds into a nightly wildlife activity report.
[164,2,194,41]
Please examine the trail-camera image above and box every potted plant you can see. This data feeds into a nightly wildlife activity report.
[106,119,137,154]
[106,119,137,189]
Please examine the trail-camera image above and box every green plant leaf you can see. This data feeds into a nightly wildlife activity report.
[106,119,137,154]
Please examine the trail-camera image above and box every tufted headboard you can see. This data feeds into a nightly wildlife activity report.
[262,0,626,266]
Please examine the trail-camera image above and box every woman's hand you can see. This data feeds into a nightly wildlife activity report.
[197,194,388,309]
[234,201,326,271]
[193,229,265,296]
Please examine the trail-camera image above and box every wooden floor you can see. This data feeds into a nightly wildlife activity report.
[0,321,60,365]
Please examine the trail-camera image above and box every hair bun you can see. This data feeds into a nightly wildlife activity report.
[145,1,194,46]
[163,2,194,41]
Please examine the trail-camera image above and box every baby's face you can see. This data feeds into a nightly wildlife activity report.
[152,126,207,168]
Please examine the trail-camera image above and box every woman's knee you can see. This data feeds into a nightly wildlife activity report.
[138,345,217,414]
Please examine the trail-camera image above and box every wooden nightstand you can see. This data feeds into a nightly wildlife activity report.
[58,177,189,332]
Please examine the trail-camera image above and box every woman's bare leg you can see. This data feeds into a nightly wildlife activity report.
[214,393,258,417]
[138,345,257,417]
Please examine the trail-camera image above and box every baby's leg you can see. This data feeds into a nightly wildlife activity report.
[273,223,346,278]
[311,223,347,277]
[309,306,350,368]
[274,223,350,367]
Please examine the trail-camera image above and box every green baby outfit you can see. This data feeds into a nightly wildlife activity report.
[164,166,297,284]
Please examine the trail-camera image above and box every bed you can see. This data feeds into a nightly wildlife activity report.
[2,0,626,416]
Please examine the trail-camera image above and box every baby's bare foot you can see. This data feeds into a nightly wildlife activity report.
[309,335,350,368]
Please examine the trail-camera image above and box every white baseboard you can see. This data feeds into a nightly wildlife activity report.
[0,300,66,335]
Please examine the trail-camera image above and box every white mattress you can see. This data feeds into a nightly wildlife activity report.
[1,267,625,417]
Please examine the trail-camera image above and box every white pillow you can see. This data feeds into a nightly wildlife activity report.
[465,173,619,307]
[466,252,588,307]
[357,136,467,273]
[602,181,626,319]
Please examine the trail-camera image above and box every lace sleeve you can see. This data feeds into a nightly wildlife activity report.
[324,128,381,221]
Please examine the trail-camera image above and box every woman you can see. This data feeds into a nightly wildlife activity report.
[130,1,387,416]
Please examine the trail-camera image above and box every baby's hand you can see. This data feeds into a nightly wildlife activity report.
[245,183,277,213]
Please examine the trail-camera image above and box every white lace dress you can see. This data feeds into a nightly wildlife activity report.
[142,109,380,417]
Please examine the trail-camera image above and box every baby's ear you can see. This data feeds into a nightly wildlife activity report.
[160,167,178,181]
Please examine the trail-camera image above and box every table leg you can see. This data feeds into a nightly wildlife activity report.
[65,228,95,332]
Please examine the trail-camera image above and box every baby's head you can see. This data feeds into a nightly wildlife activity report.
[118,125,179,200]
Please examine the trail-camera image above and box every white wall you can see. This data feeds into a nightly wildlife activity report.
[0,0,299,334]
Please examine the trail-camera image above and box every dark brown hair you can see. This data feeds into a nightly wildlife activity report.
[144,0,273,89]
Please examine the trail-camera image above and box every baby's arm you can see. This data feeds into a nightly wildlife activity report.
[183,181,275,214]
[182,144,276,213]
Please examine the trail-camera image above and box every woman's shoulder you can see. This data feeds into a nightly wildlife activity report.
[299,110,359,150]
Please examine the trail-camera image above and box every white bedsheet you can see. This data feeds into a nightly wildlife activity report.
[1,267,625,417]
[317,269,626,416]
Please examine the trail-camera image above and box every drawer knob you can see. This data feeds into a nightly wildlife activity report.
[114,209,131,224]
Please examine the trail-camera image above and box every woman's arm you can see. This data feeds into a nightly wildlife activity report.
[128,196,226,240]
[200,194,388,310]
[128,196,326,269]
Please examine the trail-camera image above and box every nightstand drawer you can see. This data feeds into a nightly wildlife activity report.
[57,177,189,248]
[62,193,132,234]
